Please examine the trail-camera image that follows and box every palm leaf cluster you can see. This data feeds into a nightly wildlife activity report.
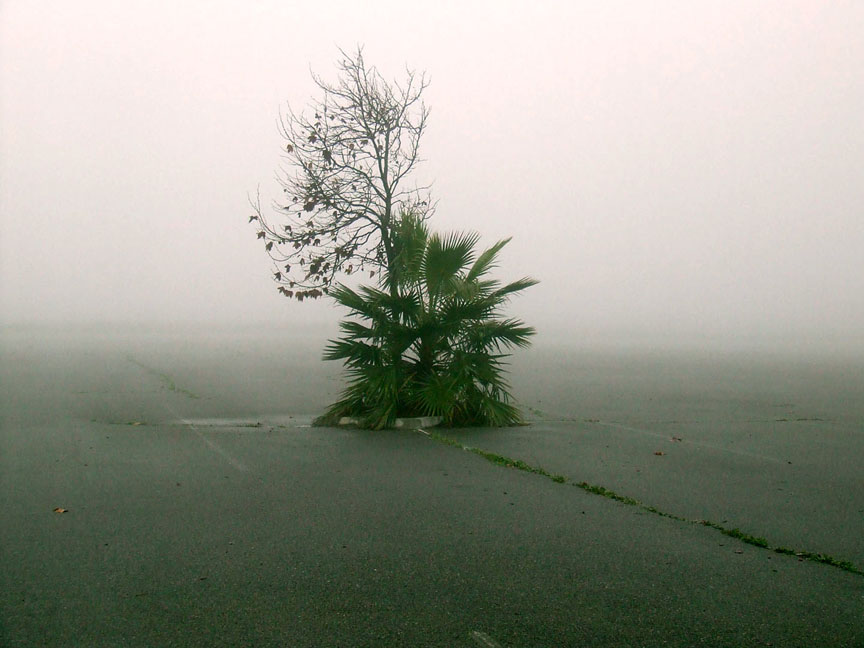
[322,214,537,429]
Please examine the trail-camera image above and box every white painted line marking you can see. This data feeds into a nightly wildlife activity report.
[470,630,502,647]
[128,356,249,472]
[162,401,249,472]
[191,427,249,472]
[471,630,501,648]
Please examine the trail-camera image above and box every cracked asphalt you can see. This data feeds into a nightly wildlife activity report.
[1,327,862,647]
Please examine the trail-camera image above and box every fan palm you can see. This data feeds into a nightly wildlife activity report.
[322,214,537,429]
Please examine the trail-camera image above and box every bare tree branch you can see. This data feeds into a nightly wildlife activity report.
[249,47,433,301]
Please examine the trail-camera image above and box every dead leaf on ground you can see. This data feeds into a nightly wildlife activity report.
[671,436,683,442]
[653,451,665,456]
[53,507,68,514]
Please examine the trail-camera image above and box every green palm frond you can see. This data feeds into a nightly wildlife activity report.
[391,213,429,286]
[490,277,540,301]
[323,338,384,365]
[323,219,536,428]
[465,237,511,282]
[476,392,522,427]
[414,371,458,418]
[337,320,378,340]
[438,297,498,327]
[467,319,537,352]
[328,284,369,314]
[423,231,480,298]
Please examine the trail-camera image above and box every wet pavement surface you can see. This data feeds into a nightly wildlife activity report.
[1,329,862,647]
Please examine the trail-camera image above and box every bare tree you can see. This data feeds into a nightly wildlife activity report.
[249,47,433,301]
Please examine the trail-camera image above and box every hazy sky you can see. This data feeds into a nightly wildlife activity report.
[1,1,862,350]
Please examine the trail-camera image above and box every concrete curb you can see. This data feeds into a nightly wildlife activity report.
[337,416,442,430]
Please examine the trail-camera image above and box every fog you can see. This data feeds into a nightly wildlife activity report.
[1,1,862,353]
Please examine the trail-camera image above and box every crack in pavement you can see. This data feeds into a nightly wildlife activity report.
[420,429,864,577]
[125,356,248,472]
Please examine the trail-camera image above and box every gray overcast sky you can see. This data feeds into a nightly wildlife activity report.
[1,1,862,350]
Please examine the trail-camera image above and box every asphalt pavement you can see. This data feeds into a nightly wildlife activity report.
[1,330,862,647]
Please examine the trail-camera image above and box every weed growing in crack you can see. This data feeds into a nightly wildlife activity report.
[423,430,864,577]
